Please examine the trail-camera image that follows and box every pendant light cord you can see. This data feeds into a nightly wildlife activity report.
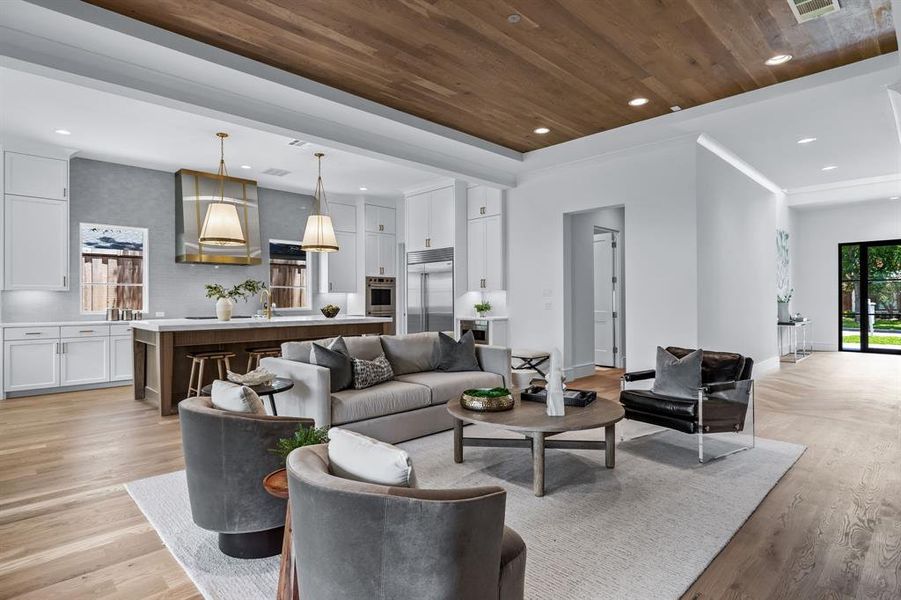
[314,152,329,217]
[217,132,229,204]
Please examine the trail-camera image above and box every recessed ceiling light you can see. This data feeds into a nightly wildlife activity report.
[54,129,71,135]
[628,97,649,107]
[359,186,368,191]
[821,165,837,171]
[507,13,522,24]
[797,137,817,144]
[765,54,793,66]
[890,196,900,200]
[670,106,682,112]
[240,164,252,169]
[533,127,550,135]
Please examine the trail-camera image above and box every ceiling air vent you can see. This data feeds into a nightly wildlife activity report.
[262,168,291,176]
[287,139,310,148]
[788,0,840,23]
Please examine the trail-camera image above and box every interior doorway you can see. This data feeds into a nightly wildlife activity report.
[593,228,619,367]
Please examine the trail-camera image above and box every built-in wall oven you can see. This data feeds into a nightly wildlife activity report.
[366,276,396,319]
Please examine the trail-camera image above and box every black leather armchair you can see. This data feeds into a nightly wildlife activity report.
[619,347,755,463]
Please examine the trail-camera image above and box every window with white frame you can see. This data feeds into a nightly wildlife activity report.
[80,223,148,313]
[269,239,310,309]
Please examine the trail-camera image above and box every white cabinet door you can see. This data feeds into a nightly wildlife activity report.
[365,205,380,233]
[4,195,68,290]
[4,152,68,200]
[484,215,504,291]
[324,231,357,292]
[405,192,430,252]
[60,337,110,387]
[329,203,357,232]
[110,335,133,381]
[467,186,502,220]
[4,339,59,392]
[365,232,380,276]
[365,205,395,234]
[428,186,455,250]
[379,234,397,277]
[467,219,486,291]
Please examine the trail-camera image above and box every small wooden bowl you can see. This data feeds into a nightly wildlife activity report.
[461,388,514,412]
[320,306,340,318]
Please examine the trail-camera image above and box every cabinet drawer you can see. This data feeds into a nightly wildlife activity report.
[109,324,133,336]
[60,325,110,338]
[4,326,60,340]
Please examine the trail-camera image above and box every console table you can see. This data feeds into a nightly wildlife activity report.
[778,320,812,363]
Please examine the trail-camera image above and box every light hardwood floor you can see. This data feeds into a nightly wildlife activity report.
[0,352,898,599]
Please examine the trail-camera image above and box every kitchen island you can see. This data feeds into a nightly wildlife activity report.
[132,315,392,415]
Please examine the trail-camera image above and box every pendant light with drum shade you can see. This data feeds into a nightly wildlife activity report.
[301,152,339,252]
[199,132,246,247]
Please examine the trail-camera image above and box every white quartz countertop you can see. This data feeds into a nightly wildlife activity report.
[130,315,392,332]
[1,320,138,328]
[455,315,509,321]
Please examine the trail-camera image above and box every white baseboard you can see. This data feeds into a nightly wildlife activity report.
[755,356,780,377]
[564,363,597,380]
[811,342,838,352]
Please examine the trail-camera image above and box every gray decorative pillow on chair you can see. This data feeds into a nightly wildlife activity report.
[310,336,353,392]
[352,355,394,389]
[437,330,482,372]
[652,346,702,400]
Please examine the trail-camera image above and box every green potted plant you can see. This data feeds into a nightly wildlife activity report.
[474,300,491,318]
[204,279,266,321]
[269,425,330,463]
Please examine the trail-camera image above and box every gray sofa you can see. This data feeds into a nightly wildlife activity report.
[287,444,527,600]
[262,332,511,444]
[178,397,314,558]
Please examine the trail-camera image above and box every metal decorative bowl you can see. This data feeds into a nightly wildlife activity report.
[461,387,514,412]
[320,305,340,318]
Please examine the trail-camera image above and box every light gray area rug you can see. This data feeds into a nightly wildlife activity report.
[127,426,804,600]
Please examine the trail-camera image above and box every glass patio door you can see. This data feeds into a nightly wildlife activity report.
[840,240,901,354]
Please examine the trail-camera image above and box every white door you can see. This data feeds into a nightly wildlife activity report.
[379,234,397,277]
[4,339,60,391]
[4,152,68,200]
[110,335,133,381]
[60,337,110,386]
[594,233,616,366]
[405,193,430,252]
[428,186,455,249]
[325,231,357,292]
[365,232,380,276]
[484,215,503,291]
[4,195,68,290]
[467,219,486,291]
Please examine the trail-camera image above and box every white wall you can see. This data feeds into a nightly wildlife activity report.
[696,146,779,366]
[793,199,901,350]
[508,137,698,373]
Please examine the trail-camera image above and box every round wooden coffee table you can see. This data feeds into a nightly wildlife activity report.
[447,396,625,497]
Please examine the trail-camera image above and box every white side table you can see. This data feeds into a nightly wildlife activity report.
[778,320,812,363]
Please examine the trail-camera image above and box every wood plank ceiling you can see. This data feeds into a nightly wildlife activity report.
[83,0,897,152]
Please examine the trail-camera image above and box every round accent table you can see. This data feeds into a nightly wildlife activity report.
[447,395,625,497]
[201,377,294,415]
[263,468,298,600]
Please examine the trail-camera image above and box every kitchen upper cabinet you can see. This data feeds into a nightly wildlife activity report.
[321,231,357,293]
[405,186,454,252]
[467,214,503,292]
[329,202,357,233]
[4,339,59,392]
[466,186,502,220]
[365,205,395,234]
[110,335,133,382]
[60,337,110,387]
[365,232,397,277]
[4,194,68,290]
[4,152,68,201]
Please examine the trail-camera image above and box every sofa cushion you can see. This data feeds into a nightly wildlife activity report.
[282,337,334,363]
[396,370,503,406]
[331,380,431,424]
[351,355,394,389]
[620,388,696,419]
[344,335,385,361]
[437,331,481,372]
[380,332,439,375]
[310,337,353,392]
[666,346,747,384]
[327,427,417,488]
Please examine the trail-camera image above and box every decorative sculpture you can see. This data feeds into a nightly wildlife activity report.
[545,348,566,417]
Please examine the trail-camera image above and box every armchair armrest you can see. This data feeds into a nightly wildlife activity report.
[704,381,737,394]
[260,357,332,428]
[622,369,656,382]
[476,345,512,388]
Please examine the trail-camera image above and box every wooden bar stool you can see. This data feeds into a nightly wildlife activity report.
[245,346,282,372]
[187,351,236,397]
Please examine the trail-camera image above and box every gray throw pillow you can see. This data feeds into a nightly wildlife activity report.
[652,346,702,400]
[437,331,481,372]
[352,355,394,389]
[310,337,353,392]
[380,332,439,375]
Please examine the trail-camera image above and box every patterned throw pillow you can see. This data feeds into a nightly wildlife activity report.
[352,355,395,389]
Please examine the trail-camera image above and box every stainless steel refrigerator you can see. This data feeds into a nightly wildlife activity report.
[406,248,454,334]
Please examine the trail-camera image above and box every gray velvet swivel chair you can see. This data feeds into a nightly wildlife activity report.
[287,444,527,600]
[178,397,314,558]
